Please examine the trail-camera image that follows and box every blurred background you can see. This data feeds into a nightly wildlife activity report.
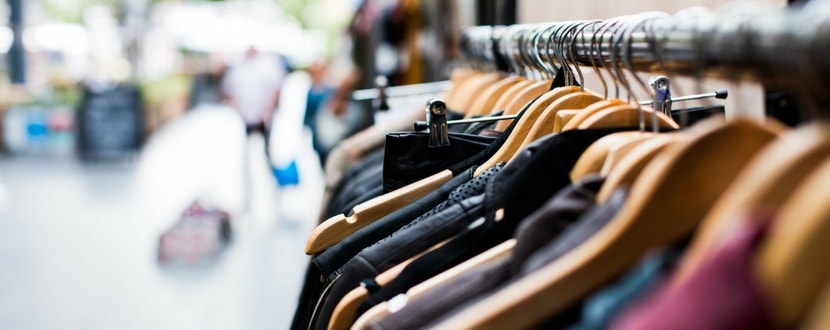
[0,0,785,329]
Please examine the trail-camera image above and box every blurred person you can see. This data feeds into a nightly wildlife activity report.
[305,59,336,165]
[312,65,365,166]
[221,45,288,179]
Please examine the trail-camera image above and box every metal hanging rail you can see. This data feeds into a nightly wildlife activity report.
[461,3,830,90]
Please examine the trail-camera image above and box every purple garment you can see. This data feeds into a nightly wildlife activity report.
[611,216,774,330]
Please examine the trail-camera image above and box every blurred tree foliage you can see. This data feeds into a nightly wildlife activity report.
[275,0,320,29]
[38,0,118,23]
[39,0,335,26]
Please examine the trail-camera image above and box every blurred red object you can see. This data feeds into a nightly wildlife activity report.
[157,201,231,266]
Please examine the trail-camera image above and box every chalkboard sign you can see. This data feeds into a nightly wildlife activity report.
[77,84,143,160]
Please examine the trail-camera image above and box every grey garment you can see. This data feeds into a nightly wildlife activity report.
[566,247,682,330]
[366,180,623,330]
[521,186,629,275]
[419,187,631,329]
[510,175,606,275]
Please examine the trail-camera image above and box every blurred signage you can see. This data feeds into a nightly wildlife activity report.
[77,84,143,160]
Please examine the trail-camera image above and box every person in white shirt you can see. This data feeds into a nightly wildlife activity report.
[221,45,288,172]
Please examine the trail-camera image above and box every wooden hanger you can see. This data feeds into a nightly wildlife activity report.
[800,274,830,330]
[576,105,679,131]
[443,69,482,112]
[306,171,454,254]
[489,79,534,116]
[754,158,830,328]
[432,118,779,329]
[452,72,503,114]
[595,133,678,203]
[463,76,525,119]
[472,86,585,176]
[502,85,580,137]
[557,99,628,131]
[671,122,825,290]
[753,138,830,328]
[599,133,660,175]
[570,131,654,182]
[351,240,517,330]
[509,90,605,159]
[494,80,551,131]
[552,109,580,133]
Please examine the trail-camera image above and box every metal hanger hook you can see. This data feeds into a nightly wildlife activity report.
[568,20,600,92]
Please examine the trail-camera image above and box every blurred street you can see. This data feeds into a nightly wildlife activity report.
[0,106,322,329]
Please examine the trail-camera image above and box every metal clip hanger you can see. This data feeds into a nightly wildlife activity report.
[415,89,728,133]
[637,88,728,106]
[425,98,451,148]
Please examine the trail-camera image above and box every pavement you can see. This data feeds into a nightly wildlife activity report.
[0,105,323,329]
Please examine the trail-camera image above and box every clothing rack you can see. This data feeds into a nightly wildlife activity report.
[461,3,830,94]
[351,80,452,102]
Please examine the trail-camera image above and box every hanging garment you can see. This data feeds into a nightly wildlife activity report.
[610,215,774,330]
[321,109,421,221]
[353,127,643,322]
[312,164,504,329]
[361,183,629,330]
[564,246,683,330]
[325,149,386,219]
[357,175,606,330]
[293,107,529,330]
[311,111,525,273]
[382,131,497,193]
[291,169,473,330]
[320,107,514,221]
[326,126,501,217]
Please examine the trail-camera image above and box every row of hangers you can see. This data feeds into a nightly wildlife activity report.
[308,9,726,257]
[309,3,830,329]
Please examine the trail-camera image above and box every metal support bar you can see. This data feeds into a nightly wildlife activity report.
[352,80,452,101]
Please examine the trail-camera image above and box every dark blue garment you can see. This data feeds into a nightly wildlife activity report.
[565,247,682,330]
[305,86,335,127]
